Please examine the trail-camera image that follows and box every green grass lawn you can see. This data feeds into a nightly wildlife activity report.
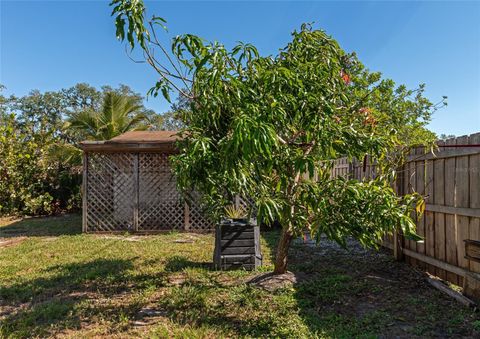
[1,215,479,338]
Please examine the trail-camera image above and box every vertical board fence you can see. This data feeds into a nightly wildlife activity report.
[332,133,480,289]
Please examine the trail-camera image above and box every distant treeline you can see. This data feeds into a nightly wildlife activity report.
[0,83,184,216]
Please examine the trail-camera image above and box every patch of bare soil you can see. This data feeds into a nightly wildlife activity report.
[0,237,27,248]
[247,271,308,291]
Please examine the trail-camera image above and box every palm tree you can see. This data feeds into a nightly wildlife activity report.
[50,92,151,166]
[68,91,150,140]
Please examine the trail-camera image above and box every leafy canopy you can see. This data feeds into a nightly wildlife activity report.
[0,83,163,216]
[67,91,150,141]
[111,1,446,250]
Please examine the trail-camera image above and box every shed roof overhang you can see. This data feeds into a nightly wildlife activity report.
[79,131,181,153]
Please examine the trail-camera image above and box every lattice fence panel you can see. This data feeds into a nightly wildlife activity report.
[138,153,184,230]
[86,153,135,232]
[237,196,258,220]
[188,191,215,231]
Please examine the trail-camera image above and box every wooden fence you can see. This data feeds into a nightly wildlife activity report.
[332,132,480,289]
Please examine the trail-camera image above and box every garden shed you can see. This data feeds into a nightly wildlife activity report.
[80,131,213,233]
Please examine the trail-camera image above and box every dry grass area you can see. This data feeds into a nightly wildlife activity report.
[1,215,479,338]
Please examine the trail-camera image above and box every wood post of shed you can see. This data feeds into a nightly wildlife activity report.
[82,153,88,233]
[184,202,190,230]
[133,153,139,232]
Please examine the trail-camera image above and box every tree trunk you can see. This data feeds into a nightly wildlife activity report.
[273,225,293,274]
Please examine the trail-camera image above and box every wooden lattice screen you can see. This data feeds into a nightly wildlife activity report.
[235,196,258,220]
[83,152,215,232]
[138,153,183,231]
[85,153,135,232]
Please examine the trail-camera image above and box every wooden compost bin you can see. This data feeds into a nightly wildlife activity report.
[213,221,262,270]
[79,131,213,233]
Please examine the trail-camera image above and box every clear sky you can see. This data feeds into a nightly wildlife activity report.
[1,0,479,136]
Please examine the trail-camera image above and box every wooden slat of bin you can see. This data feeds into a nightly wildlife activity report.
[220,231,255,240]
[221,247,256,255]
[221,225,254,234]
[221,239,255,247]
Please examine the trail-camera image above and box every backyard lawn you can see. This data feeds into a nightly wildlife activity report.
[1,215,479,338]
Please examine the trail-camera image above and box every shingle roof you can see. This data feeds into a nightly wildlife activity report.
[79,131,180,153]
[107,131,180,144]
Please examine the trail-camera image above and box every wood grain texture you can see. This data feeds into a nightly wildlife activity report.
[433,143,446,279]
[405,152,416,265]
[456,135,470,275]
[469,133,480,273]
[415,156,425,269]
[425,151,436,275]
[445,137,459,284]
[329,133,480,287]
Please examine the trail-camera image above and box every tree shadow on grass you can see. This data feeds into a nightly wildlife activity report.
[164,255,213,272]
[150,232,305,337]
[0,258,156,338]
[157,230,480,337]
[267,233,480,337]
[0,214,82,238]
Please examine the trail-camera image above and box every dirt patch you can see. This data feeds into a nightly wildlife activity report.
[0,237,27,248]
[248,271,308,291]
[97,235,145,242]
[167,273,187,286]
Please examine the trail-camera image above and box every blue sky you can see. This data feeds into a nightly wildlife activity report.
[1,0,479,136]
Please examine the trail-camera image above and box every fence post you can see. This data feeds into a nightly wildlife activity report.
[464,272,480,303]
[393,231,404,261]
[348,161,354,179]
[393,164,405,261]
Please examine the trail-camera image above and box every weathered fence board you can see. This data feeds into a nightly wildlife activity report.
[425,152,436,275]
[331,132,480,289]
[433,149,446,280]
[469,133,480,274]
[445,136,459,284]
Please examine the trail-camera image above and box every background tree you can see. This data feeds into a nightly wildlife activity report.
[153,92,189,130]
[1,88,60,215]
[439,133,456,141]
[111,1,446,274]
[0,83,161,216]
[52,85,159,166]
[67,91,151,140]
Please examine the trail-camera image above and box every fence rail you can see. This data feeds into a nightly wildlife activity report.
[332,132,480,289]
